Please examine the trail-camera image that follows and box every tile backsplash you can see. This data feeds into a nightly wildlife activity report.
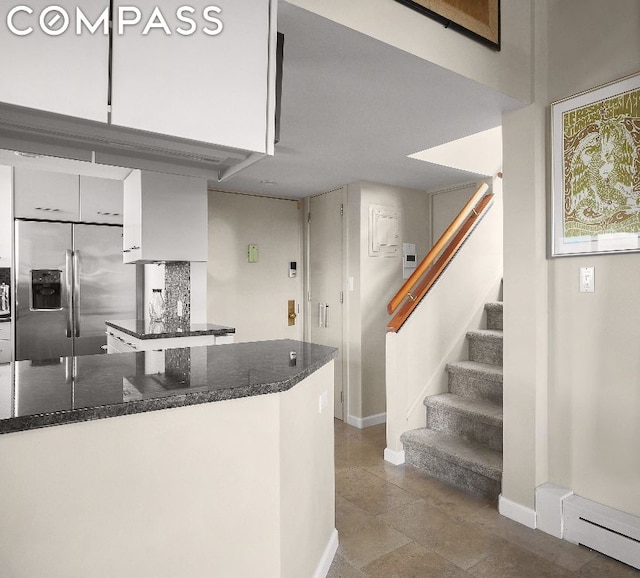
[164,261,191,326]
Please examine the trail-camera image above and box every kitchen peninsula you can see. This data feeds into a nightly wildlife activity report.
[0,340,338,578]
[105,319,236,352]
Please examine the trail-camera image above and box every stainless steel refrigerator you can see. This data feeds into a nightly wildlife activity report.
[15,220,136,361]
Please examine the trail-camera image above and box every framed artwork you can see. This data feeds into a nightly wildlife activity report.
[550,72,640,257]
[394,0,500,50]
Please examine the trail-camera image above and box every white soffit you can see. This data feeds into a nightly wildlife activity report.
[408,126,503,177]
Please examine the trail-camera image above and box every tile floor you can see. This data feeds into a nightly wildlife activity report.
[328,420,640,578]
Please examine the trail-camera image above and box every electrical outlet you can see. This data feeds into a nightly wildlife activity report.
[319,390,328,413]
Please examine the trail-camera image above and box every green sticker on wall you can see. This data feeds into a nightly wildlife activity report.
[248,244,259,263]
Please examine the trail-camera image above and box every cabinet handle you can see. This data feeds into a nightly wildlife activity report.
[34,207,62,213]
[65,249,73,338]
[73,250,80,338]
[130,246,140,250]
[122,249,130,253]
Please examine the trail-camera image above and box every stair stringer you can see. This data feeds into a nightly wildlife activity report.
[401,301,504,502]
[386,274,503,458]
[403,277,503,432]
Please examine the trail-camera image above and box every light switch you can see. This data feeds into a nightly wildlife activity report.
[579,266,595,293]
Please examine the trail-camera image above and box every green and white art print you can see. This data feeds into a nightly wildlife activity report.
[551,72,640,256]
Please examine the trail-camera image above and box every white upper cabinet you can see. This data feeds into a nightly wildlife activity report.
[14,167,80,220]
[14,168,124,225]
[0,1,109,122]
[79,176,124,225]
[0,166,12,267]
[123,169,207,264]
[110,1,273,153]
[0,1,277,179]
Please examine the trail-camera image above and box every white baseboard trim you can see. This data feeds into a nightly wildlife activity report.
[499,494,537,529]
[314,528,339,578]
[536,483,573,539]
[346,412,386,429]
[564,495,640,570]
[384,447,405,465]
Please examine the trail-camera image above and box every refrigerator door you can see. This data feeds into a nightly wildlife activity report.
[73,224,135,357]
[15,221,73,361]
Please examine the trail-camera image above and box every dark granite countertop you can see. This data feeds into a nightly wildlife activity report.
[0,339,337,434]
[105,319,235,340]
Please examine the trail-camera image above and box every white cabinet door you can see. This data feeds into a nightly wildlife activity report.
[0,166,12,267]
[0,323,10,364]
[122,171,143,263]
[0,363,11,418]
[123,169,207,263]
[110,0,273,153]
[14,167,80,221]
[0,1,109,122]
[80,176,124,225]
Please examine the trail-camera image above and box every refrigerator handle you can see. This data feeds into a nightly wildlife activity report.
[65,249,73,338]
[73,250,80,338]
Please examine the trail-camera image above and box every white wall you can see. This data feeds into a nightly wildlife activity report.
[285,0,533,103]
[502,0,640,517]
[386,178,503,455]
[0,362,336,578]
[0,395,281,577]
[346,182,430,421]
[545,0,640,517]
[208,191,303,342]
[280,361,336,577]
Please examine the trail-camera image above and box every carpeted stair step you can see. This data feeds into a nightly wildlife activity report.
[446,360,503,405]
[467,329,503,366]
[401,428,502,502]
[485,301,503,331]
[425,393,503,451]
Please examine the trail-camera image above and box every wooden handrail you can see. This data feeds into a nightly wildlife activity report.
[387,190,494,333]
[387,182,489,316]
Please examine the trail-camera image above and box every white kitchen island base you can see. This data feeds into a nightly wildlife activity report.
[0,361,336,578]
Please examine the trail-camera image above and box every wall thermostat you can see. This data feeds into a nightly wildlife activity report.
[289,261,297,278]
[402,243,417,279]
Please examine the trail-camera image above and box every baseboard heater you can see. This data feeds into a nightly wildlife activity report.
[563,495,640,570]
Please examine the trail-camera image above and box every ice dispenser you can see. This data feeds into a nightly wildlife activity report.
[31,270,63,310]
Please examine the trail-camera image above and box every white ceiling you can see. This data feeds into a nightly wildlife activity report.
[221,2,523,199]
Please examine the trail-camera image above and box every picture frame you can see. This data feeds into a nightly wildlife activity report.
[550,72,640,257]
[394,0,500,50]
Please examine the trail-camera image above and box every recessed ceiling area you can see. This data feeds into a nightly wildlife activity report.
[409,126,503,177]
[221,1,523,199]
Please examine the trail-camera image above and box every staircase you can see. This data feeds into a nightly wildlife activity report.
[400,301,503,502]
